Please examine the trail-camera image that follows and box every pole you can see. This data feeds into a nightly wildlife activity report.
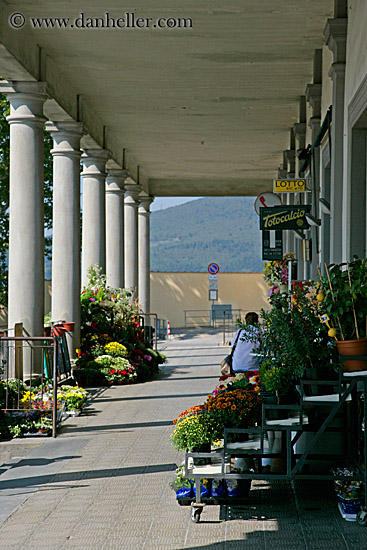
[223,310,226,346]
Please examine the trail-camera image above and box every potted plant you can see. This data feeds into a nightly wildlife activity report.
[260,286,335,381]
[319,257,367,371]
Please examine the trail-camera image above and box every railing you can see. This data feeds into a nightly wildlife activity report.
[0,336,58,438]
[184,310,212,328]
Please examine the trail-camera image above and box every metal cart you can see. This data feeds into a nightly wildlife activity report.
[179,369,367,523]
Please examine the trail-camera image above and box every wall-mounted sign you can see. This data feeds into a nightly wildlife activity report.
[262,230,283,261]
[273,179,307,193]
[260,205,311,230]
[254,192,282,215]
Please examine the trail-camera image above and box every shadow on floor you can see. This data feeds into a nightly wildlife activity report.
[61,420,173,433]
[0,462,177,491]
[93,392,209,402]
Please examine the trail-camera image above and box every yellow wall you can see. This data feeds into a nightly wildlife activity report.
[150,272,270,328]
[0,275,270,330]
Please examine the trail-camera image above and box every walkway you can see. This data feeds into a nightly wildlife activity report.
[1,329,367,549]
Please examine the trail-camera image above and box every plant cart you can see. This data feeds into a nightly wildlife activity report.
[178,369,367,523]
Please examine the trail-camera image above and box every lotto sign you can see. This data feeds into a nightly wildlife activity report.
[273,179,307,193]
[208,263,219,274]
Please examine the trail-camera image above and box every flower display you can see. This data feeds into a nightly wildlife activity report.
[204,389,261,432]
[263,252,295,286]
[170,413,221,452]
[104,342,128,357]
[173,405,205,424]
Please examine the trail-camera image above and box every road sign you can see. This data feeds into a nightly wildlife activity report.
[208,273,218,281]
[209,289,218,301]
[273,179,307,193]
[209,280,218,290]
[254,192,282,215]
[208,263,219,274]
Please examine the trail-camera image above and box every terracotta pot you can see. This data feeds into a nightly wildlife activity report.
[107,380,113,386]
[336,338,367,372]
[62,322,75,332]
[52,325,66,337]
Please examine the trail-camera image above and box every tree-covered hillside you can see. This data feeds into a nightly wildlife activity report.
[150,197,262,272]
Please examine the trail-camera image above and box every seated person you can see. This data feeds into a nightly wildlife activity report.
[231,312,260,374]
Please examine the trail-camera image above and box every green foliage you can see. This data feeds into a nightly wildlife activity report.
[150,197,263,272]
[260,287,335,378]
[170,413,221,451]
[319,257,367,340]
[259,362,294,395]
[0,93,53,303]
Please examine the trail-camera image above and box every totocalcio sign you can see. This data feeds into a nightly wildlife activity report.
[260,205,311,230]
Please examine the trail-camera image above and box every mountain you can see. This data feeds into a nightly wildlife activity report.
[150,197,263,272]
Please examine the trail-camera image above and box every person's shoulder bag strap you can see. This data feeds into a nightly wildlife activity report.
[230,330,242,358]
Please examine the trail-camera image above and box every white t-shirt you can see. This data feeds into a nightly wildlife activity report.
[231,326,260,372]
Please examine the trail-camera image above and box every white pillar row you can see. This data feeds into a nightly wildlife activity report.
[0,81,47,376]
[324,16,347,264]
[124,180,141,298]
[138,193,154,313]
[46,121,83,358]
[105,168,128,289]
[81,149,109,287]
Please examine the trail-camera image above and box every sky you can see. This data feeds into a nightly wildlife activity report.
[150,197,201,212]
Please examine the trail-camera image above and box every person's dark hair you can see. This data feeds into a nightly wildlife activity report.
[245,311,258,326]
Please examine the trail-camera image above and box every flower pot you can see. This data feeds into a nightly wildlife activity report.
[336,338,367,372]
[52,325,66,337]
[62,322,75,332]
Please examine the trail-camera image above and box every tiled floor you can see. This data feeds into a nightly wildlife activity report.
[1,328,367,549]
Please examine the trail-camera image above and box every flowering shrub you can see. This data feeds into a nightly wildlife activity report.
[173,405,205,424]
[204,389,261,431]
[263,252,295,286]
[170,413,222,451]
[104,342,128,357]
[104,365,137,383]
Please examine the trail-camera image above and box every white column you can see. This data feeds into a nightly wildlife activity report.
[138,193,154,313]
[46,121,83,358]
[306,50,322,280]
[0,82,46,374]
[81,149,108,287]
[124,180,141,297]
[324,17,347,264]
[106,168,128,289]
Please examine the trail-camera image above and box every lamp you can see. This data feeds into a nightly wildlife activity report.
[305,213,321,227]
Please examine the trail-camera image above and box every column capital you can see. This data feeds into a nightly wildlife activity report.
[46,121,83,157]
[305,83,322,117]
[138,192,154,211]
[0,81,47,126]
[323,18,347,63]
[106,169,129,193]
[81,149,109,177]
[125,180,141,203]
[328,61,346,82]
